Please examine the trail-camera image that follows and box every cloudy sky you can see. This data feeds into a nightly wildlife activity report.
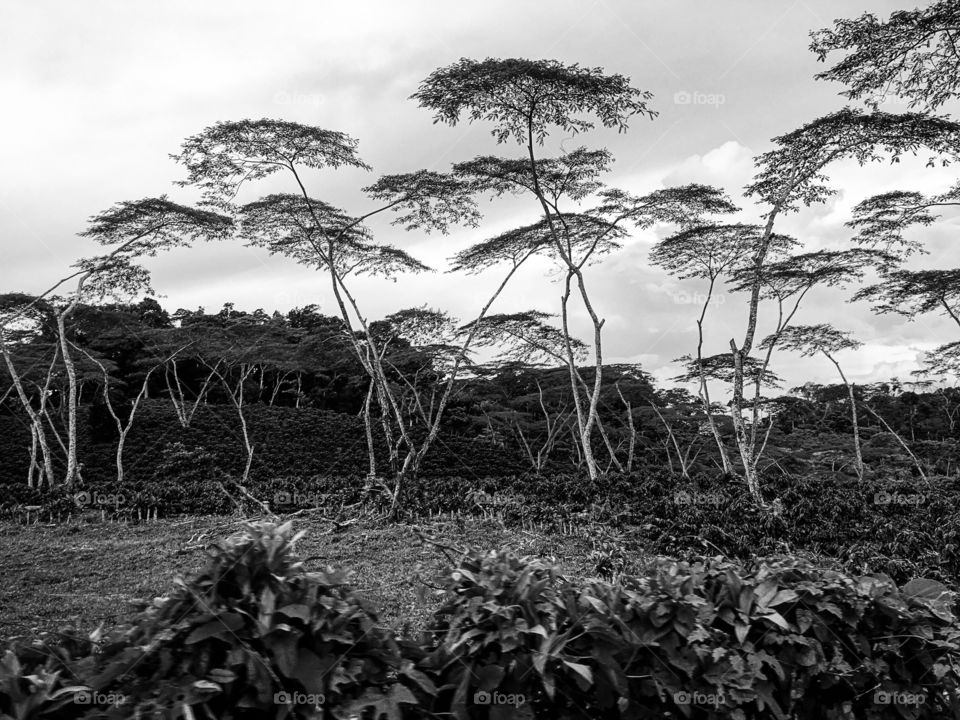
[3,0,957,392]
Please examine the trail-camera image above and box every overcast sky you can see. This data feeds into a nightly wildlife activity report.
[3,0,957,393]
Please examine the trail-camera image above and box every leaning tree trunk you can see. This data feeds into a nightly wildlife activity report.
[828,354,864,482]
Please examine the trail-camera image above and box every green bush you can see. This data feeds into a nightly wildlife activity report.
[0,522,420,719]
[415,548,960,719]
[5,522,960,719]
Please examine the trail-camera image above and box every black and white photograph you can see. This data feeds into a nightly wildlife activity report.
[3,1,960,717]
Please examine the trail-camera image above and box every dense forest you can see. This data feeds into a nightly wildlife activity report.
[2,295,959,499]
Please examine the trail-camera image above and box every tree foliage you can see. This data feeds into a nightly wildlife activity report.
[811,1,960,111]
[412,57,656,144]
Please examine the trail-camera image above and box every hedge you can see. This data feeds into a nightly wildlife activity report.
[0,399,533,487]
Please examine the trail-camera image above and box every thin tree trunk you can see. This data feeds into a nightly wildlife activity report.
[1,340,57,488]
[863,402,927,482]
[827,354,864,481]
[616,384,637,473]
[363,377,377,478]
[206,361,256,484]
[696,279,733,473]
[649,400,691,479]
[559,270,599,479]
[27,423,39,488]
[287,162,532,517]
[76,343,158,485]
[728,177,796,498]
[55,307,80,487]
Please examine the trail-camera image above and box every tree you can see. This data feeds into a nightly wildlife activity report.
[416,57,736,480]
[0,296,60,488]
[729,107,960,495]
[73,342,180,485]
[651,223,794,473]
[725,248,889,482]
[673,353,782,476]
[811,1,960,112]
[48,199,232,487]
[467,363,576,475]
[173,118,527,515]
[813,2,960,385]
[853,268,960,377]
[766,324,866,480]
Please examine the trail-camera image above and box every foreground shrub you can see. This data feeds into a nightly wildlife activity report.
[1,522,419,719]
[414,549,960,719]
[4,524,960,718]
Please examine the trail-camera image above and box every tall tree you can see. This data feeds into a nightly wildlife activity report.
[49,199,232,487]
[173,118,529,514]
[813,1,960,384]
[651,224,794,473]
[416,57,736,479]
[725,248,888,482]
[811,1,960,112]
[731,107,960,495]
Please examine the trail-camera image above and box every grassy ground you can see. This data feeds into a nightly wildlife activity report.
[0,512,605,642]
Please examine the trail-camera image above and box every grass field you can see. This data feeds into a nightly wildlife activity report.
[0,513,605,642]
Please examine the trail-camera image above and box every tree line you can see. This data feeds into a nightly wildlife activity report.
[3,1,960,513]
